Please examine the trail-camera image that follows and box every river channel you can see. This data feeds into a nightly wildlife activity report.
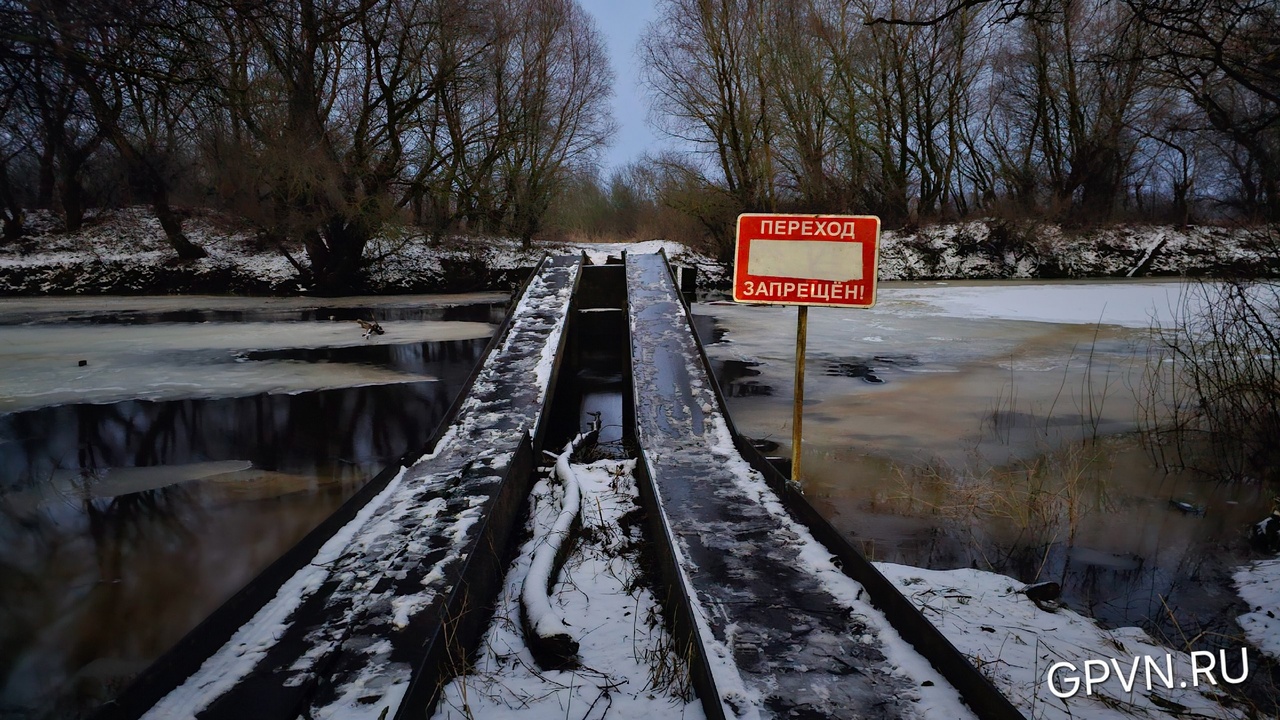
[1,280,1273,718]
[695,279,1273,661]
[0,294,505,719]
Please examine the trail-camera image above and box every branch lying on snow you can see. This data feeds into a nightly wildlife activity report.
[520,431,597,668]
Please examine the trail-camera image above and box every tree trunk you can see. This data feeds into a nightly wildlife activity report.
[58,53,206,260]
[60,176,86,233]
[0,168,25,243]
[303,221,370,295]
[37,144,55,209]
[154,193,206,260]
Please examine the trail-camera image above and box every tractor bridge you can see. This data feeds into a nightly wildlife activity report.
[93,253,1024,720]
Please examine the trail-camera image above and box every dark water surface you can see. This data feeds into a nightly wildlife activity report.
[695,294,1275,686]
[0,298,499,719]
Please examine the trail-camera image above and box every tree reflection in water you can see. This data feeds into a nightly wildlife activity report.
[0,337,487,719]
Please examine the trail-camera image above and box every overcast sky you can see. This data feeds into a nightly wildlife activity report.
[579,0,665,175]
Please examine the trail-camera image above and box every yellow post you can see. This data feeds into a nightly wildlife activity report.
[792,305,808,485]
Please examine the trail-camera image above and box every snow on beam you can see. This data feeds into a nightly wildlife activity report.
[100,255,582,720]
[624,251,1015,720]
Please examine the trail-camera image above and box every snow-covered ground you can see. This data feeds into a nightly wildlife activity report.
[878,563,1252,720]
[876,221,1276,281]
[0,208,1273,296]
[0,208,722,295]
[434,453,703,720]
[1234,557,1280,662]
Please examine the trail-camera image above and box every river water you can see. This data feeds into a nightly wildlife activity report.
[0,294,505,719]
[695,279,1272,656]
[1,281,1271,718]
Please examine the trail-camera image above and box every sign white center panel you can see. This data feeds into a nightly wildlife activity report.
[746,239,864,282]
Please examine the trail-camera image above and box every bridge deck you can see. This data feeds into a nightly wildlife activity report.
[626,253,966,720]
[114,255,581,720]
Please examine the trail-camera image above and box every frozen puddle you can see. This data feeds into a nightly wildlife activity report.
[434,455,704,720]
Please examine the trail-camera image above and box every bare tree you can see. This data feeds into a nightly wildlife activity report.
[642,0,777,216]
[984,0,1152,220]
[24,0,209,257]
[490,0,615,244]
[1128,0,1280,219]
[198,0,467,289]
[0,3,108,233]
[0,80,26,241]
[760,0,838,211]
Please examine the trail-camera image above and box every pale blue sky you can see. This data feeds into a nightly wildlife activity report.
[579,0,665,175]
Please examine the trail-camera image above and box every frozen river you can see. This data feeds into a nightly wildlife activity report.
[0,280,1272,718]
[696,279,1270,656]
[0,293,505,719]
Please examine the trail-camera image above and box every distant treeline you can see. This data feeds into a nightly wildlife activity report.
[0,0,614,290]
[1,0,1276,286]
[627,0,1279,256]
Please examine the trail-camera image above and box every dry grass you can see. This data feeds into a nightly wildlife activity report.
[1139,276,1280,486]
[889,439,1110,554]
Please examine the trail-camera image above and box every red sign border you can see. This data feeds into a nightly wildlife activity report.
[732,213,882,309]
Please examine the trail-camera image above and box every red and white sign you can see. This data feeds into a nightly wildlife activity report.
[733,213,881,307]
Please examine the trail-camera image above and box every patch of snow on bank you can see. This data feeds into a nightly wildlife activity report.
[1234,556,1280,661]
[876,563,1247,720]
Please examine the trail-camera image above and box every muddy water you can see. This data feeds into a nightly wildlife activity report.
[0,295,502,719]
[696,280,1271,651]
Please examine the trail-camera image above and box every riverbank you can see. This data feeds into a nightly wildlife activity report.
[0,208,1274,296]
[0,208,718,296]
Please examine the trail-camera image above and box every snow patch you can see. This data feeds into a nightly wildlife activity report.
[877,563,1247,720]
[1234,556,1280,661]
[433,458,704,720]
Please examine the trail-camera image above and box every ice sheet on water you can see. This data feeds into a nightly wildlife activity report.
[881,281,1200,328]
[49,460,253,498]
[695,282,1169,463]
[0,317,493,412]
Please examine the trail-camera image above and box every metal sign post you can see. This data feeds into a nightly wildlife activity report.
[732,213,881,486]
[792,305,807,484]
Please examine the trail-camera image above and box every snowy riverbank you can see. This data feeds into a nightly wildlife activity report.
[0,208,1274,296]
[0,209,719,296]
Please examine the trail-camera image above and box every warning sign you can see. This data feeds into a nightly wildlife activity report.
[732,214,880,307]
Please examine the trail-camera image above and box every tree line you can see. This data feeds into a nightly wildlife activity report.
[637,0,1279,256]
[0,0,613,291]
[2,0,1277,285]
